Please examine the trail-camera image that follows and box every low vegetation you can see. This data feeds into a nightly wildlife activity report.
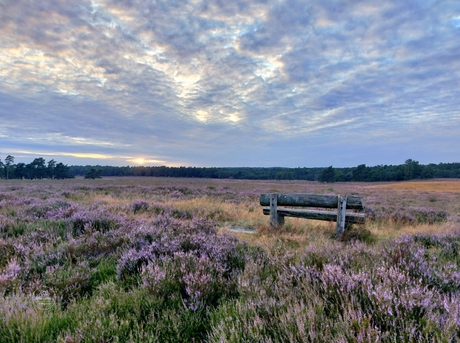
[0,177,459,342]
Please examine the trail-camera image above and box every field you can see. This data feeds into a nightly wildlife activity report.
[1,177,459,342]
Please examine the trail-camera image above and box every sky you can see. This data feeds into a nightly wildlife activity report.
[1,0,459,168]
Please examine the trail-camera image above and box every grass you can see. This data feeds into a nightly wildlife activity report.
[366,179,460,192]
[0,177,459,341]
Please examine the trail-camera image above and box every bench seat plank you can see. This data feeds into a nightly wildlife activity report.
[262,208,366,224]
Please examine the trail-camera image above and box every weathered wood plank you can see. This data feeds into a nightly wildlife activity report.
[262,208,365,224]
[336,195,347,236]
[259,193,364,210]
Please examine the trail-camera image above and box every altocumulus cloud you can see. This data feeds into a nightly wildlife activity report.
[1,0,459,167]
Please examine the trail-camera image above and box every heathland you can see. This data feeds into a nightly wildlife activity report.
[1,177,459,342]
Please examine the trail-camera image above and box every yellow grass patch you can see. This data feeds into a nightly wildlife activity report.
[171,196,263,222]
[367,221,455,241]
[366,179,460,192]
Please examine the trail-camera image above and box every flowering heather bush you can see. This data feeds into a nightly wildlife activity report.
[384,233,460,295]
[117,215,247,309]
[66,207,126,237]
[0,215,21,238]
[0,238,15,268]
[141,252,228,311]
[23,199,75,220]
[130,200,149,213]
[0,259,22,295]
[44,261,94,307]
[0,178,459,342]
[366,206,449,225]
[210,234,460,342]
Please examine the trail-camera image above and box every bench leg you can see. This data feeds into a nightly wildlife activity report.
[336,195,347,237]
[270,193,284,229]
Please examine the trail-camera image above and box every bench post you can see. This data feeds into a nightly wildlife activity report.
[336,195,347,236]
[270,193,284,229]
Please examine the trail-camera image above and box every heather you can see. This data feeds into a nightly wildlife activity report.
[0,178,459,342]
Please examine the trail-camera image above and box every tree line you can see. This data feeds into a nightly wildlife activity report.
[0,155,73,179]
[69,159,460,182]
[1,155,459,182]
[316,159,459,182]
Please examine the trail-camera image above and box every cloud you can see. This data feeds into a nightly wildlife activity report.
[1,0,459,167]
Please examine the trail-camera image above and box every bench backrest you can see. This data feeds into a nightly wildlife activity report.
[260,193,365,237]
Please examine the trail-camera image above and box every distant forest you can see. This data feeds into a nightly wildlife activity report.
[68,159,460,182]
[1,155,459,182]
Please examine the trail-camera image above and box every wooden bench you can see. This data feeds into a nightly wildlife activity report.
[260,193,366,236]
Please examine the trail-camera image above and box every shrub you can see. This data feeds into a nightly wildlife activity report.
[339,225,376,244]
[117,216,248,304]
[44,261,94,308]
[368,206,449,225]
[0,239,15,269]
[67,209,121,236]
[130,200,149,214]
